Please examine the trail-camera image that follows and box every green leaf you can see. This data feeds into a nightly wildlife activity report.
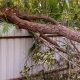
[65,0,70,9]
[0,21,15,36]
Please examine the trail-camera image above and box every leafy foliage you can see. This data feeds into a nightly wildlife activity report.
[0,21,15,36]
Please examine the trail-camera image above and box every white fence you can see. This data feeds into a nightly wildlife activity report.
[0,23,52,80]
[0,29,33,80]
[0,25,73,80]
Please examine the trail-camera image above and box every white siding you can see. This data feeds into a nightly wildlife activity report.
[0,29,33,80]
[0,28,67,80]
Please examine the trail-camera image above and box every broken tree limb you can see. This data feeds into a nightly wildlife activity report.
[40,34,67,53]
[18,14,59,25]
[0,8,80,43]
[34,33,67,53]
[12,9,59,24]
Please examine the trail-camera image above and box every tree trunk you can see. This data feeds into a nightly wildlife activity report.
[0,8,80,54]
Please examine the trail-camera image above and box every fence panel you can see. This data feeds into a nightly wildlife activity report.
[0,29,33,80]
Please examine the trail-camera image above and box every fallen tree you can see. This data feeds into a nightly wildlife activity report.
[0,7,80,80]
[0,7,80,54]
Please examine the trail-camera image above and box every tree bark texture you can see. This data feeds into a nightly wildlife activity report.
[0,7,80,53]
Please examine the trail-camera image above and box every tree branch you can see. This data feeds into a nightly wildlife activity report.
[18,14,59,25]
[1,8,80,43]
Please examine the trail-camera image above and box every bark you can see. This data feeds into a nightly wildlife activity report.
[0,8,79,79]
[40,34,67,53]
[1,8,80,43]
